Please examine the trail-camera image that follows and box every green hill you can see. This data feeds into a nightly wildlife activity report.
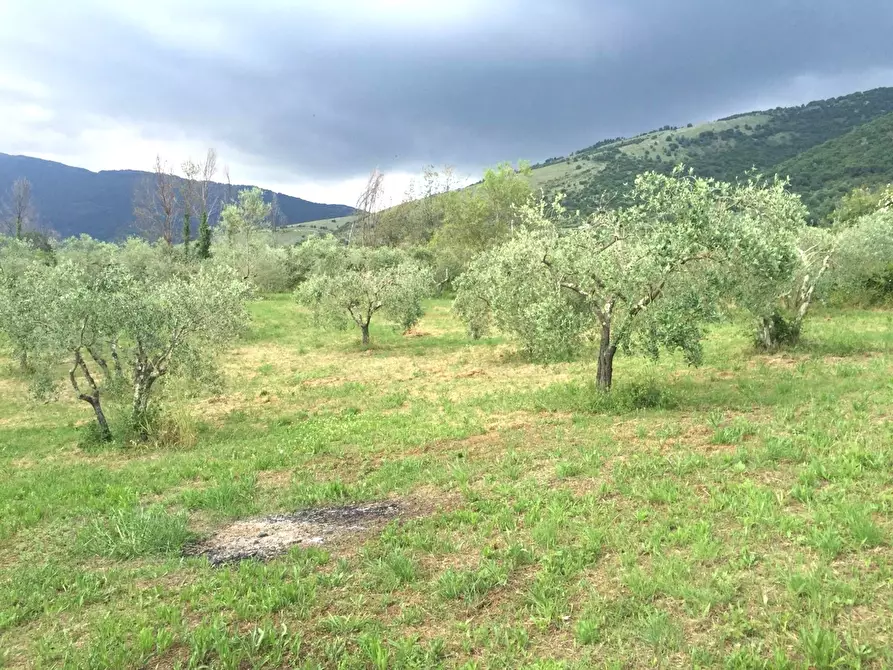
[774,111,893,221]
[275,215,357,245]
[532,87,893,221]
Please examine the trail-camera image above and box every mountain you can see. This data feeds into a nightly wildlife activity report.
[530,86,893,222]
[775,111,893,221]
[0,153,355,241]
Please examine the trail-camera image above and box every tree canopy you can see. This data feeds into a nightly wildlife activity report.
[455,169,805,388]
[295,242,433,345]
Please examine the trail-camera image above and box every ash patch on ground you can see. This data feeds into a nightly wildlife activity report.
[191,501,406,566]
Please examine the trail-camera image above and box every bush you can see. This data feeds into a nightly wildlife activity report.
[865,262,893,304]
[833,209,893,304]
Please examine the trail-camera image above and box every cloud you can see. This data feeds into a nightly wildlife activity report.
[1,0,892,204]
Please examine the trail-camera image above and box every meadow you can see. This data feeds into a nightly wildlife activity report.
[275,217,357,246]
[1,296,892,669]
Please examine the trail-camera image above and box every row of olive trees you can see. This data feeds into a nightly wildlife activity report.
[0,238,251,441]
[288,168,892,383]
[2,165,889,441]
[446,170,893,388]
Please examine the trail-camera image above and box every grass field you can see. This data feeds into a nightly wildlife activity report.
[2,297,893,668]
[276,216,357,245]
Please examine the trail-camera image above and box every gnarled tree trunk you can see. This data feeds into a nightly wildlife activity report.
[757,312,801,350]
[596,322,617,391]
[361,323,370,346]
[69,350,112,441]
[131,365,160,437]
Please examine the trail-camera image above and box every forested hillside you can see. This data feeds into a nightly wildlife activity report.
[775,111,893,221]
[534,87,893,221]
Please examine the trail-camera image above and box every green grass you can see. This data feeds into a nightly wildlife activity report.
[275,215,357,245]
[2,296,893,667]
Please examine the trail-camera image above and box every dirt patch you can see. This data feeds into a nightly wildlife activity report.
[256,469,294,488]
[190,500,411,566]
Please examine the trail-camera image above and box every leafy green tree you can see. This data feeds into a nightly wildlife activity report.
[122,264,251,433]
[829,185,890,227]
[3,255,250,441]
[296,244,433,346]
[455,169,803,389]
[742,226,836,349]
[219,187,272,279]
[834,208,893,303]
[430,162,532,283]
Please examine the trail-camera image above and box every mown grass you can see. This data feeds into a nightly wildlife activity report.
[1,295,892,668]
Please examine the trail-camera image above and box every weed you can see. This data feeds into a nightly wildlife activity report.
[77,505,193,558]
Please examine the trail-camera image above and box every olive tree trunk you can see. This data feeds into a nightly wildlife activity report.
[361,323,370,346]
[69,350,112,441]
[757,313,801,350]
[131,369,159,436]
[85,396,112,442]
[596,322,617,391]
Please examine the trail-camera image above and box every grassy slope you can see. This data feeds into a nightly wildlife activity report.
[275,215,357,245]
[2,297,893,668]
[531,87,893,219]
[775,111,893,221]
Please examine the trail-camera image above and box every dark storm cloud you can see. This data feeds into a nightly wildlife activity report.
[5,0,893,180]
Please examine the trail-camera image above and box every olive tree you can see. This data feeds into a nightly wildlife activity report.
[454,170,803,389]
[296,244,433,346]
[0,236,54,370]
[834,208,893,302]
[219,187,272,279]
[123,263,252,432]
[13,261,129,440]
[743,225,835,349]
[5,256,251,441]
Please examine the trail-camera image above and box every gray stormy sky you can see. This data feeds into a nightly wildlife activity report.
[1,0,892,205]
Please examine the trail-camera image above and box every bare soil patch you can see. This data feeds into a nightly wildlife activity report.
[190,500,413,566]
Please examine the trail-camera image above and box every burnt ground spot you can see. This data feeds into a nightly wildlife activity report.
[190,500,411,566]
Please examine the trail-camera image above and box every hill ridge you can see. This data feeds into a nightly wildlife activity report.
[0,152,355,241]
[530,86,893,221]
